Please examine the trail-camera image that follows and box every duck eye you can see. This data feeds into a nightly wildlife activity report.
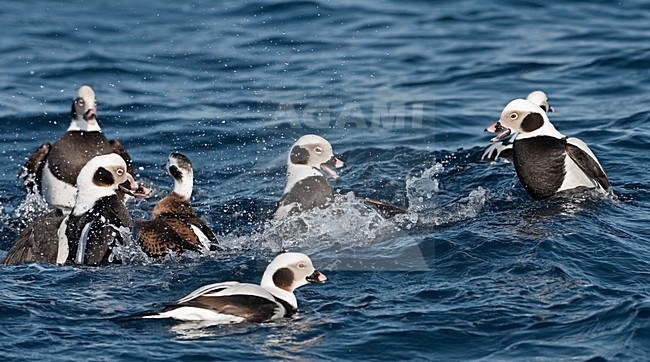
[314,147,323,154]
[76,98,85,107]
[297,262,306,269]
[509,112,518,120]
[116,169,124,176]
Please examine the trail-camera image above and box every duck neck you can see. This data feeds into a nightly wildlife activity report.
[516,120,564,140]
[173,173,193,200]
[260,275,298,309]
[73,188,115,216]
[285,164,323,193]
[67,118,102,132]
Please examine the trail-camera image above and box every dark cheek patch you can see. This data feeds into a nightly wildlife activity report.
[169,165,184,182]
[93,167,115,187]
[71,100,78,119]
[272,267,295,291]
[290,146,310,165]
[521,112,544,132]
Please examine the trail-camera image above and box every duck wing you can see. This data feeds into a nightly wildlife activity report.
[564,137,610,189]
[19,143,51,193]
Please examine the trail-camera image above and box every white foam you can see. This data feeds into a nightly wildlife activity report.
[107,225,151,265]
[13,188,51,227]
[405,162,443,211]
[222,192,397,254]
[219,161,489,268]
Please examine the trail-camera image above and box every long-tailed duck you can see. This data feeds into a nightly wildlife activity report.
[141,252,327,324]
[481,90,554,161]
[485,98,610,200]
[19,85,137,213]
[274,135,345,219]
[60,153,143,266]
[137,153,218,258]
[274,134,408,219]
[4,153,143,266]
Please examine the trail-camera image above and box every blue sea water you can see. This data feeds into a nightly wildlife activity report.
[1,0,649,360]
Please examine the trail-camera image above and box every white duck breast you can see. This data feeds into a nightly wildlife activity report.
[486,99,609,200]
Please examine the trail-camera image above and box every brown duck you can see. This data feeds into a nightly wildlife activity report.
[137,153,218,258]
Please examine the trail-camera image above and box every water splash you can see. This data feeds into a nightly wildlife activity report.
[109,226,152,265]
[416,186,488,226]
[221,192,398,254]
[12,191,51,228]
[404,162,488,226]
[405,162,443,211]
